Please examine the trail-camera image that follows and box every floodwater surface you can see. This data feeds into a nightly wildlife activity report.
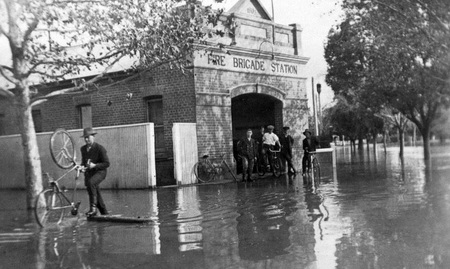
[0,144,449,269]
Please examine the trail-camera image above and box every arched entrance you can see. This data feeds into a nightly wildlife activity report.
[231,93,283,141]
[231,92,283,173]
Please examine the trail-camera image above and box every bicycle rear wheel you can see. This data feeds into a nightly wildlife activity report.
[312,158,321,183]
[272,157,282,178]
[194,161,215,183]
[35,189,66,227]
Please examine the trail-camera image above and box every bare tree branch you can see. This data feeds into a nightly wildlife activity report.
[22,17,39,49]
[26,49,126,75]
[0,65,18,84]
[0,87,15,98]
[30,52,125,105]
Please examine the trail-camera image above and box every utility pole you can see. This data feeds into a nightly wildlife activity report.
[312,77,318,135]
[317,83,322,136]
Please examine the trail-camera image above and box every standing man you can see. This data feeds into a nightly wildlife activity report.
[81,127,110,217]
[254,126,265,158]
[302,129,319,176]
[280,126,296,175]
[237,129,258,182]
[262,125,280,170]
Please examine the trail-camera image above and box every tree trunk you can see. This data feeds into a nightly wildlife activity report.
[383,130,387,154]
[16,86,43,209]
[372,133,377,154]
[399,128,405,158]
[422,127,431,161]
[358,136,364,150]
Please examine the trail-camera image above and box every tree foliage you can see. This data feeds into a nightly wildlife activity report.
[0,0,224,208]
[325,0,450,159]
[0,0,224,101]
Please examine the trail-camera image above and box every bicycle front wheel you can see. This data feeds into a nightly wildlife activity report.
[312,158,321,183]
[272,157,282,178]
[194,161,215,183]
[35,189,66,227]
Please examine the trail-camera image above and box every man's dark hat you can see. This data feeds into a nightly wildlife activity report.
[283,126,290,130]
[267,125,274,130]
[303,129,312,135]
[81,127,97,138]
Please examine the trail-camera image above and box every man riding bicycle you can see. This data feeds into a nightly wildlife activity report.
[261,125,281,171]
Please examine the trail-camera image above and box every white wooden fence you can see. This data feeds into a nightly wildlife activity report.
[173,123,198,185]
[0,123,156,189]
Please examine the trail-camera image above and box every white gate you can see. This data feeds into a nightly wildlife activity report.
[173,123,198,185]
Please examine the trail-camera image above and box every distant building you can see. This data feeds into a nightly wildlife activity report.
[0,0,310,185]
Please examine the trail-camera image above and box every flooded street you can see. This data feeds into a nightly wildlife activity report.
[1,145,449,269]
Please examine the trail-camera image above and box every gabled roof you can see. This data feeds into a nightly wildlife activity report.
[228,0,272,21]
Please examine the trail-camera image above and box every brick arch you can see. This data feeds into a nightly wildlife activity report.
[229,83,286,101]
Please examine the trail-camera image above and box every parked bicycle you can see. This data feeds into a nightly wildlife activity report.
[35,129,82,228]
[194,153,238,183]
[257,148,282,178]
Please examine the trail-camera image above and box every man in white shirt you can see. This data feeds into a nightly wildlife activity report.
[261,125,281,170]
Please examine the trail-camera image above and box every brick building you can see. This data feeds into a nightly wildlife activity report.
[0,0,310,186]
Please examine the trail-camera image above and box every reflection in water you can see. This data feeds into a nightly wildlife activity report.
[1,145,450,268]
[236,184,292,260]
[176,187,203,252]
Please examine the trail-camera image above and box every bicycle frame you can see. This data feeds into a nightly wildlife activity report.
[215,154,238,182]
[45,163,82,209]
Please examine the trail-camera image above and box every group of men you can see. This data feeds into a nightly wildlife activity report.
[237,125,318,182]
[79,125,319,217]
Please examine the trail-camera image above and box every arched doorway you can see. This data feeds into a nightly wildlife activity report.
[231,93,283,172]
[231,93,283,140]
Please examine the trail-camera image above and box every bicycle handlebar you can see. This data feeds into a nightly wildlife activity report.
[268,148,281,153]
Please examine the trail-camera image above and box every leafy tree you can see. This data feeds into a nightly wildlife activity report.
[325,0,450,160]
[326,96,367,151]
[376,108,409,156]
[0,0,223,208]
[433,107,450,143]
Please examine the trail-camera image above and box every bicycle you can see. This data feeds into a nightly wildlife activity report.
[194,153,238,183]
[257,147,282,178]
[305,151,321,184]
[35,129,82,228]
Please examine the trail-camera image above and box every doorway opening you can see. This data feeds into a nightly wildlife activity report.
[231,93,283,172]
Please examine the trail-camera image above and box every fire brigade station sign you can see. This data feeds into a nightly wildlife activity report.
[194,51,305,78]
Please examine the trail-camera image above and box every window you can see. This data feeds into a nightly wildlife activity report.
[32,110,43,133]
[78,105,92,129]
[146,97,165,157]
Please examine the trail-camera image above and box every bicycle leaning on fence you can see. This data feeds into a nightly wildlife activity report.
[257,147,282,178]
[35,129,83,228]
[194,153,238,183]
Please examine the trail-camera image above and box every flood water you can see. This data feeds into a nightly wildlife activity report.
[1,144,449,269]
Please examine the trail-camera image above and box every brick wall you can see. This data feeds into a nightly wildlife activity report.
[0,68,196,186]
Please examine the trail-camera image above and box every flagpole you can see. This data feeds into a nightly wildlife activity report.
[271,0,275,44]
